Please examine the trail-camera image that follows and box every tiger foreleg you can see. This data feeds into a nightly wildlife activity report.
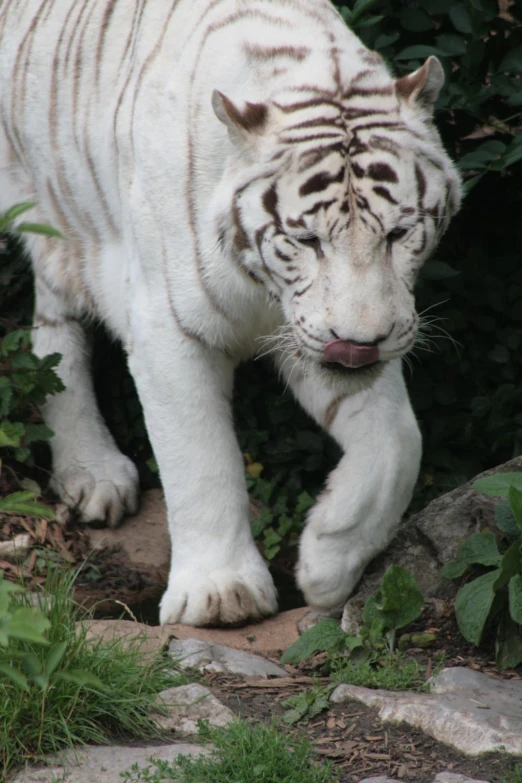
[279,357,421,610]
[32,274,140,527]
[126,311,277,626]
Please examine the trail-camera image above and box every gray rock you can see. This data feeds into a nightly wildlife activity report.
[0,533,31,561]
[341,457,522,632]
[11,742,208,783]
[152,683,235,734]
[358,778,401,782]
[168,637,287,677]
[331,666,522,756]
[434,774,490,783]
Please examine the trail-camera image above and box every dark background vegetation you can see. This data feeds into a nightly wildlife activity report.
[1,0,521,562]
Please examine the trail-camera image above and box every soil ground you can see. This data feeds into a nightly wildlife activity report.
[211,672,517,783]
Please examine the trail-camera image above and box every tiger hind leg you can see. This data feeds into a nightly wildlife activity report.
[31,264,139,527]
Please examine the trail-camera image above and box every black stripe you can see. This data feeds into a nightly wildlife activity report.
[299,167,345,196]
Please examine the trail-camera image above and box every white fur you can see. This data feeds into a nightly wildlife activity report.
[0,0,461,625]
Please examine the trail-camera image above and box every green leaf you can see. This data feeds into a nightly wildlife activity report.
[494,541,521,590]
[499,47,522,74]
[0,491,56,520]
[54,669,106,690]
[354,13,384,28]
[0,663,29,690]
[0,420,24,448]
[14,222,63,239]
[1,202,36,222]
[395,45,446,61]
[449,4,473,33]
[496,612,522,670]
[454,569,500,645]
[508,486,522,531]
[351,0,379,23]
[45,642,68,677]
[363,566,424,632]
[474,473,522,497]
[374,32,400,50]
[442,532,502,579]
[400,8,433,32]
[436,34,467,56]
[21,652,43,679]
[3,607,50,644]
[509,574,522,625]
[22,423,54,446]
[503,144,522,169]
[495,500,521,542]
[280,619,347,664]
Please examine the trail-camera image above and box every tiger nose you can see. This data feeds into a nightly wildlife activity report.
[323,339,380,368]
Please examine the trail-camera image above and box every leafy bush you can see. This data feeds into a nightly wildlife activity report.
[0,567,186,778]
[443,472,522,669]
[0,328,63,466]
[0,205,64,473]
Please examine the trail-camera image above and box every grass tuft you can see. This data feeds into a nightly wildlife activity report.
[0,567,186,780]
[121,720,337,783]
[331,652,425,691]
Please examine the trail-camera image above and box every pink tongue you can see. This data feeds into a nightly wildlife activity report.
[324,339,379,368]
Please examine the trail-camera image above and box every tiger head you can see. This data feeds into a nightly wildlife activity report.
[212,56,462,387]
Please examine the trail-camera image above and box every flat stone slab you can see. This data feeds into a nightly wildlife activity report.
[331,666,522,757]
[434,774,490,783]
[165,606,308,656]
[359,777,404,782]
[358,776,490,783]
[82,619,172,660]
[82,608,308,660]
[11,742,208,783]
[168,637,287,677]
[152,683,235,734]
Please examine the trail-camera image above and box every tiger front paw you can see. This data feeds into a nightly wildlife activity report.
[159,563,278,626]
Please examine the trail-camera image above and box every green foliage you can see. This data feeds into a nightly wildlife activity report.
[0,204,64,476]
[0,573,50,656]
[281,567,424,667]
[0,328,63,465]
[280,619,349,665]
[362,566,424,648]
[0,566,186,778]
[0,202,63,239]
[503,764,522,783]
[0,491,56,519]
[282,682,336,726]
[248,469,316,560]
[121,720,336,783]
[332,652,425,691]
[443,473,522,668]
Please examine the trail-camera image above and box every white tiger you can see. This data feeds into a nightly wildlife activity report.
[0,0,461,626]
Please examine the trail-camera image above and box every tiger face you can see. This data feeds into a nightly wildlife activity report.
[213,57,461,387]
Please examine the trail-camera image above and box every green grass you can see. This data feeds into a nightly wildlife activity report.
[331,652,425,691]
[503,764,522,783]
[0,568,186,780]
[121,720,337,783]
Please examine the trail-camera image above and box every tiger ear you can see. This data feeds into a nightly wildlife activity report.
[395,56,444,115]
[212,90,268,141]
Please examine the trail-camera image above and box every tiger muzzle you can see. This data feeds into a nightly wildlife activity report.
[323,339,380,369]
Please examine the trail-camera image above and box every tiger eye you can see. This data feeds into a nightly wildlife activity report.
[298,235,321,249]
[387,227,408,242]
